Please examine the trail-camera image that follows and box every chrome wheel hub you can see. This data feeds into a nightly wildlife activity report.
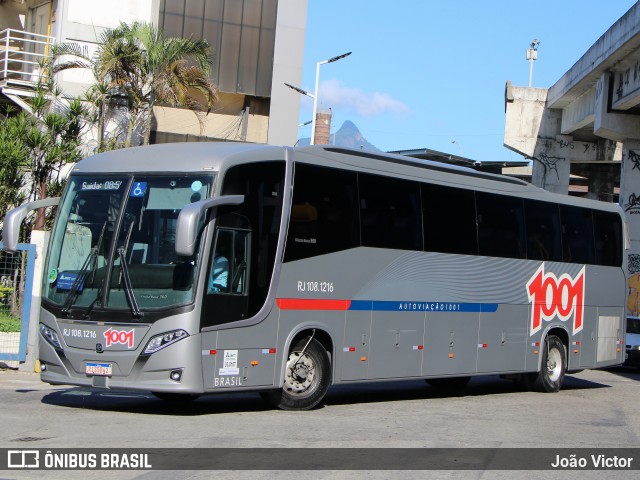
[547,347,562,382]
[284,351,315,394]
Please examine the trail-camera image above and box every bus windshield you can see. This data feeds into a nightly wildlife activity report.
[44,175,213,314]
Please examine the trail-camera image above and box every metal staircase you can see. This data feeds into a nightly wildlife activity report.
[0,28,53,113]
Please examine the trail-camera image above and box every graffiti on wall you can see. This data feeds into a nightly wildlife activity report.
[628,150,640,171]
[624,192,640,214]
[629,256,640,316]
[536,152,564,182]
[624,149,640,316]
[614,61,640,101]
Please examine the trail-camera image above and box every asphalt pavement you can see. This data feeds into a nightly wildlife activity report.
[0,366,639,479]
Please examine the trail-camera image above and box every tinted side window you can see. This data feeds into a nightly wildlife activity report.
[422,184,477,255]
[359,174,422,250]
[524,200,562,261]
[593,210,622,267]
[284,164,359,262]
[477,192,525,259]
[560,205,595,265]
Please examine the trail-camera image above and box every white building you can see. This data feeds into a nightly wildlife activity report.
[0,0,307,146]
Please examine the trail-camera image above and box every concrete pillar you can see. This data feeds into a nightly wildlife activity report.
[530,135,572,194]
[621,139,640,316]
[504,82,621,197]
[594,73,640,142]
[504,82,572,194]
[586,172,615,201]
[314,109,332,145]
[596,138,621,162]
[20,230,49,372]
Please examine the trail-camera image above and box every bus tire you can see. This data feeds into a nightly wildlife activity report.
[525,335,566,393]
[264,337,331,411]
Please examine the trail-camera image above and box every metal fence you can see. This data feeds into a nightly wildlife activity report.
[0,242,36,365]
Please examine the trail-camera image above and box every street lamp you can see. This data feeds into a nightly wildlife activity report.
[284,83,314,132]
[284,83,314,99]
[311,52,351,145]
[451,140,462,156]
[527,39,540,87]
[285,52,351,145]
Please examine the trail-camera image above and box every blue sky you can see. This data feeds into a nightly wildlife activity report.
[295,0,638,162]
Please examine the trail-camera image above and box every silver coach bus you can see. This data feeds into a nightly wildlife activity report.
[2,143,627,410]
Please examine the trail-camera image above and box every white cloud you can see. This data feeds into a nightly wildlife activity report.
[318,79,410,117]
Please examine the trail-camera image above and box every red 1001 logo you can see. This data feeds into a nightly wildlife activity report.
[526,264,585,336]
[103,328,135,348]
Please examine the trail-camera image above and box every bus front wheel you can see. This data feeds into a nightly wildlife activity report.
[524,335,566,392]
[263,337,331,411]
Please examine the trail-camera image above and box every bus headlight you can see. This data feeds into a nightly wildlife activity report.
[40,323,62,349]
[144,330,189,354]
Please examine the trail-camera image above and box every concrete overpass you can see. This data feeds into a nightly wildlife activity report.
[504,1,640,315]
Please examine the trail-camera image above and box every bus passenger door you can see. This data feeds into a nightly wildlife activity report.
[202,224,251,326]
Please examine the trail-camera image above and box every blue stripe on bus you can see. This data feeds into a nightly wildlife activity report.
[276,298,499,313]
[348,300,498,313]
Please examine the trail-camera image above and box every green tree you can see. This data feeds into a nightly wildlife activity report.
[28,82,88,227]
[0,43,91,231]
[45,38,132,152]
[0,112,28,220]
[97,21,218,147]
[90,28,142,150]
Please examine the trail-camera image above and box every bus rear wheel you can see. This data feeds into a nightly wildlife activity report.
[524,335,566,392]
[263,337,331,411]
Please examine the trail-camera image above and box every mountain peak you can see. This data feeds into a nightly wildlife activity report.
[296,120,379,151]
[340,120,358,132]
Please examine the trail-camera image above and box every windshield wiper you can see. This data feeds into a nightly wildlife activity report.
[61,221,107,316]
[117,220,143,319]
[117,246,143,319]
[79,222,108,319]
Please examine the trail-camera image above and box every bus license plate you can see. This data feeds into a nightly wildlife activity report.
[86,362,112,376]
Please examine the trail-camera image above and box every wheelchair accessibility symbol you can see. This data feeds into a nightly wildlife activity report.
[131,182,147,197]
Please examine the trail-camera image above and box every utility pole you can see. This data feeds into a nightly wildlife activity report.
[527,39,540,87]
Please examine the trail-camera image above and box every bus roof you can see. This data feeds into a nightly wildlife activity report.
[74,142,525,185]
[71,142,287,174]
[298,145,529,186]
[69,142,622,214]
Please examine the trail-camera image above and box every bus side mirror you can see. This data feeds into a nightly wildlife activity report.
[175,195,245,257]
[1,197,61,252]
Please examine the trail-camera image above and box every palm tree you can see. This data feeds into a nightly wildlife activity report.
[94,27,145,148]
[21,44,90,229]
[43,34,137,152]
[97,22,218,147]
[0,112,28,219]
